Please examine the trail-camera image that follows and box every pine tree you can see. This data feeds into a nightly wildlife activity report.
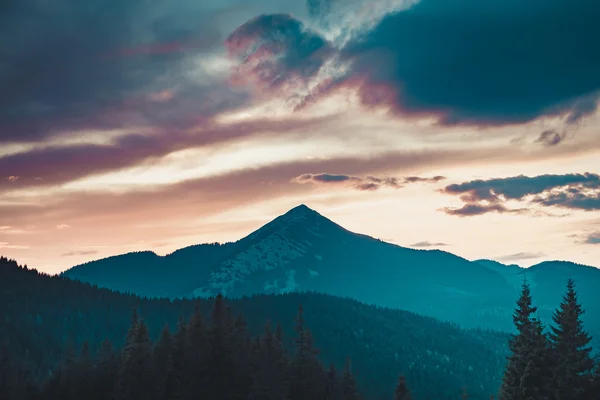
[499,280,544,400]
[324,364,341,400]
[549,279,595,400]
[70,341,93,400]
[205,294,237,400]
[586,360,600,400]
[519,318,552,400]
[0,346,11,400]
[116,316,158,400]
[394,375,412,400]
[251,321,289,400]
[171,316,188,400]
[340,357,361,400]
[95,338,118,400]
[154,325,176,400]
[288,305,326,400]
[180,302,208,400]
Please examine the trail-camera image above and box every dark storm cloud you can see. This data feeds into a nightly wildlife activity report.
[0,0,248,143]
[409,241,449,248]
[442,173,600,216]
[293,173,445,191]
[251,1,600,124]
[535,130,568,147]
[225,14,332,96]
[337,0,600,124]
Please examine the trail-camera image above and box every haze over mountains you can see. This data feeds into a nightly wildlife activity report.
[64,205,600,343]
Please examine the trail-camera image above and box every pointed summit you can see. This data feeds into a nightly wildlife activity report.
[245,204,333,242]
[280,204,320,220]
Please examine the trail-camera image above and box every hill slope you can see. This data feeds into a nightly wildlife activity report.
[2,257,509,399]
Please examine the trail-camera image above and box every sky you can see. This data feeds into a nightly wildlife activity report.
[1,0,599,274]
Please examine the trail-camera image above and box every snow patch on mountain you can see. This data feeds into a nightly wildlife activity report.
[202,229,312,294]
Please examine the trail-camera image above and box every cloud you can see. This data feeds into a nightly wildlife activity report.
[495,252,546,262]
[442,173,600,216]
[584,232,600,245]
[61,250,99,257]
[7,176,19,182]
[0,0,250,144]
[56,224,71,230]
[0,116,330,193]
[535,130,568,147]
[0,242,30,250]
[292,173,445,191]
[409,241,449,248]
[256,1,600,125]
[225,13,333,104]
[442,203,526,217]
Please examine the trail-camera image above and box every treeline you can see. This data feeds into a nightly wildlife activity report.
[1,294,414,400]
[3,256,599,399]
[0,257,509,398]
[499,279,600,399]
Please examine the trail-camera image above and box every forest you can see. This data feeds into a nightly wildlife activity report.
[1,256,599,399]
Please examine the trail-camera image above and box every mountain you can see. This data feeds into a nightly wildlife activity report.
[1,257,509,399]
[63,205,600,341]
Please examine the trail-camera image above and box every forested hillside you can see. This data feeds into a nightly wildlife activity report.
[1,257,509,399]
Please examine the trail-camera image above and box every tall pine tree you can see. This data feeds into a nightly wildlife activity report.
[116,315,158,400]
[288,305,326,400]
[499,279,549,400]
[549,279,595,400]
[519,318,551,400]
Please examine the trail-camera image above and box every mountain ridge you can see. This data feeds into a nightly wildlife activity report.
[63,205,600,342]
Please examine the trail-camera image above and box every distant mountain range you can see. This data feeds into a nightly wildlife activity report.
[63,204,600,341]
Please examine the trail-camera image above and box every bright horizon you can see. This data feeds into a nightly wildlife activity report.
[1,0,599,274]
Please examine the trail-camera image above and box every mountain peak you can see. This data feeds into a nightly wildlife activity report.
[282,203,319,218]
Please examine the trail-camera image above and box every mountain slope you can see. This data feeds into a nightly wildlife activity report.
[64,205,517,330]
[63,204,600,342]
[2,257,510,399]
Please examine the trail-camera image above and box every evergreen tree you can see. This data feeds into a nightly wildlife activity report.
[288,305,326,400]
[180,302,208,400]
[230,314,254,399]
[586,360,600,400]
[116,316,158,400]
[340,357,361,400]
[95,338,118,400]
[0,346,11,400]
[205,294,237,400]
[70,341,93,400]
[251,321,289,400]
[324,364,341,400]
[519,318,552,400]
[171,316,188,400]
[394,375,412,400]
[549,279,595,400]
[499,280,544,400]
[154,325,176,400]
